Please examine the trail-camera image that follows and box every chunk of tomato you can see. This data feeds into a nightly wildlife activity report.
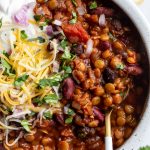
[62,23,89,43]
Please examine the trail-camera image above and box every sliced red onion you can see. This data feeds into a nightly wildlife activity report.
[77,6,86,15]
[53,61,60,73]
[46,25,53,36]
[13,5,29,26]
[85,39,93,56]
[99,14,106,27]
[53,20,62,26]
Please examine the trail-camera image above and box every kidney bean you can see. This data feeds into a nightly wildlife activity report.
[62,78,75,100]
[55,113,65,125]
[127,65,143,75]
[92,7,114,17]
[100,41,111,51]
[93,107,104,123]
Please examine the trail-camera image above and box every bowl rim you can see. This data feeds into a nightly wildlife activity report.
[112,0,150,149]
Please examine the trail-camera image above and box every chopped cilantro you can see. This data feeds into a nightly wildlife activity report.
[71,0,77,6]
[34,93,59,106]
[37,36,45,43]
[60,39,68,49]
[109,32,117,41]
[61,47,72,60]
[0,52,15,76]
[43,93,59,104]
[0,18,2,28]
[43,111,53,119]
[67,108,75,116]
[39,74,62,88]
[34,15,42,22]
[14,74,29,87]
[33,97,43,106]
[63,66,72,74]
[69,12,77,24]
[89,1,97,9]
[65,117,73,124]
[21,120,30,132]
[21,30,28,39]
[116,64,125,70]
[139,146,150,150]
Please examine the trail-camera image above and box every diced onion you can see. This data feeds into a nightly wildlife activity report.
[53,20,62,26]
[85,39,93,56]
[46,25,53,36]
[99,14,106,27]
[77,6,86,15]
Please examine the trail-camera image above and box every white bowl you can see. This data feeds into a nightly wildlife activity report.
[112,0,150,149]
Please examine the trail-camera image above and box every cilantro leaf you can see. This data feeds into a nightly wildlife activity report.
[39,74,62,88]
[109,32,117,41]
[69,12,77,24]
[14,74,29,87]
[65,117,73,124]
[63,66,72,74]
[139,146,150,150]
[116,64,125,70]
[21,120,30,132]
[71,0,77,6]
[43,93,59,104]
[33,97,43,106]
[89,1,97,9]
[43,111,53,119]
[37,36,45,43]
[61,47,72,60]
[67,108,75,116]
[34,15,42,22]
[0,53,15,76]
[60,39,68,49]
[21,30,28,39]
[0,18,2,28]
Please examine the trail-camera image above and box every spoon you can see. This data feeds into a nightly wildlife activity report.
[105,108,113,150]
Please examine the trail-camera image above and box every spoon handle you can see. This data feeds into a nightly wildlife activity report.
[105,136,113,150]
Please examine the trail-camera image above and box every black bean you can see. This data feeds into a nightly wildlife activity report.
[103,68,116,83]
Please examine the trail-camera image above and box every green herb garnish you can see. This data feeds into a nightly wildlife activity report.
[67,108,75,116]
[116,64,125,70]
[60,39,68,49]
[89,1,97,9]
[63,66,72,74]
[61,47,72,60]
[39,74,62,88]
[0,52,15,76]
[43,111,53,119]
[109,32,117,41]
[0,18,2,28]
[69,12,77,24]
[43,93,59,104]
[21,30,28,39]
[37,36,45,43]
[71,0,77,6]
[21,120,30,132]
[33,93,59,106]
[14,74,29,87]
[65,117,73,124]
[34,15,42,22]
